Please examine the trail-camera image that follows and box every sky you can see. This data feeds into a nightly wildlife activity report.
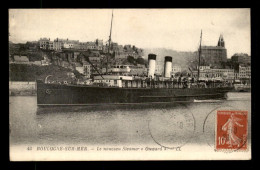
[9,9,250,58]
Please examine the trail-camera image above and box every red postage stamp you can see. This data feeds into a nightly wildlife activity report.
[216,110,248,151]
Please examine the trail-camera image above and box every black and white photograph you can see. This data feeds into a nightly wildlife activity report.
[9,8,251,160]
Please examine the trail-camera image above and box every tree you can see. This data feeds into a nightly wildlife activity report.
[136,57,145,65]
[127,56,135,64]
[73,70,82,79]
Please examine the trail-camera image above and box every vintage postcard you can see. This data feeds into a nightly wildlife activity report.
[9,8,251,160]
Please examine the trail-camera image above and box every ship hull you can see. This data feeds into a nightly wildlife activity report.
[36,80,233,106]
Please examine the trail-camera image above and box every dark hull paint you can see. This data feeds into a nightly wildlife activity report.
[36,80,233,106]
[232,88,251,92]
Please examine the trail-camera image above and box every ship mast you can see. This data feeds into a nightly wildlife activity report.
[197,30,202,81]
[106,10,114,74]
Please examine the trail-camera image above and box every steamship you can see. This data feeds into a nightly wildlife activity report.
[36,11,234,106]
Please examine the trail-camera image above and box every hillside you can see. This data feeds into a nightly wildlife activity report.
[143,48,197,69]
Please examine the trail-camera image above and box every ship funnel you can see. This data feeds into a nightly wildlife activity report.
[164,56,172,78]
[148,54,156,78]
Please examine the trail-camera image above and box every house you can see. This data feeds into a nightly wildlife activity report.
[83,64,92,78]
[63,42,74,49]
[74,42,88,50]
[111,42,118,51]
[95,39,103,50]
[63,39,79,49]
[239,65,251,79]
[86,42,96,50]
[231,53,251,64]
[39,38,50,50]
[53,38,64,51]
[49,41,54,50]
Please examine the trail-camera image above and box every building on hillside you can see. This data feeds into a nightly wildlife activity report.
[192,68,235,82]
[49,41,54,50]
[198,34,227,68]
[212,69,234,82]
[111,42,118,51]
[114,51,128,59]
[63,43,74,49]
[53,38,64,51]
[117,45,124,52]
[231,53,251,64]
[239,65,251,79]
[89,56,100,63]
[103,43,120,54]
[95,39,103,50]
[102,44,112,53]
[75,62,84,74]
[76,67,84,74]
[86,42,96,50]
[83,64,92,78]
[74,42,88,50]
[39,38,50,50]
[81,51,101,69]
[63,39,79,49]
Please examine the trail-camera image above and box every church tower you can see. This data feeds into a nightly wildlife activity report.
[217,34,225,47]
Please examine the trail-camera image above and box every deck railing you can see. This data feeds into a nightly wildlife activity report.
[121,80,231,89]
